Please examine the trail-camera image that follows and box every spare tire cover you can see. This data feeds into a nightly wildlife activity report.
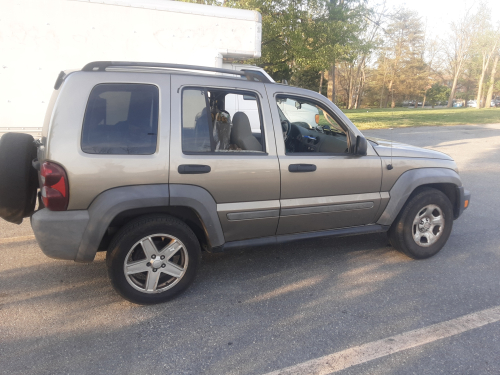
[0,133,38,224]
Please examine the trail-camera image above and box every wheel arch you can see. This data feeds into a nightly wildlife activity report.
[75,184,224,263]
[98,206,211,254]
[376,168,462,226]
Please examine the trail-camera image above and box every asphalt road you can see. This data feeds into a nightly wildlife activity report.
[1,124,500,375]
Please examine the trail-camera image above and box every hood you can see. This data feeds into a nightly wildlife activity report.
[368,137,453,160]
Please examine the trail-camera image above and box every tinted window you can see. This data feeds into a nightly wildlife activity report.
[82,84,159,155]
[182,88,265,153]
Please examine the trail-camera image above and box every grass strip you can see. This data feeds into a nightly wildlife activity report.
[341,107,500,130]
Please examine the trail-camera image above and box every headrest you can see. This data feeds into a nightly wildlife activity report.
[231,112,252,143]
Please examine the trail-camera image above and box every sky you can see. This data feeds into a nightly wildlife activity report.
[374,0,500,37]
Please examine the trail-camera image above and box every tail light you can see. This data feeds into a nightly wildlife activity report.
[41,162,69,211]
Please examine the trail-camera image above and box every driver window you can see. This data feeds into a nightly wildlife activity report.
[276,96,349,154]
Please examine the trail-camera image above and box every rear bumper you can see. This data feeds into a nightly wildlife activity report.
[454,186,471,219]
[31,209,89,261]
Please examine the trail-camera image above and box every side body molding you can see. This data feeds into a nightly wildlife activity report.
[75,185,170,262]
[377,168,462,226]
[169,184,225,249]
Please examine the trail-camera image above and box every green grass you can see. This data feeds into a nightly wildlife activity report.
[340,107,500,130]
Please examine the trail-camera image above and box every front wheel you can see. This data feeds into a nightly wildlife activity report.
[106,215,201,304]
[388,188,454,259]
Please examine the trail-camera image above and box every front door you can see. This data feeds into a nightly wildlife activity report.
[169,75,280,242]
[265,86,383,235]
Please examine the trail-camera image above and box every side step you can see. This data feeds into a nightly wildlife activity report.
[212,224,389,253]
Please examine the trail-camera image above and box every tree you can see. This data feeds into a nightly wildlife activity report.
[444,8,479,107]
[471,7,498,108]
[426,83,451,108]
[334,2,388,109]
[485,53,499,108]
[370,9,427,108]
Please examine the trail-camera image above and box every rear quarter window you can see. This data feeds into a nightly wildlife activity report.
[81,83,159,155]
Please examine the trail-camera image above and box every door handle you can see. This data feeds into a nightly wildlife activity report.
[178,164,211,174]
[288,164,317,172]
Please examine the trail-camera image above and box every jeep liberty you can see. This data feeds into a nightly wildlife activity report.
[0,62,471,304]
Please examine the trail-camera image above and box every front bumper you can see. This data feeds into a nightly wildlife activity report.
[454,186,471,219]
[31,209,89,260]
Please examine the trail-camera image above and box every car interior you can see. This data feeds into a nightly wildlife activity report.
[183,88,265,153]
[277,97,349,154]
[81,84,159,155]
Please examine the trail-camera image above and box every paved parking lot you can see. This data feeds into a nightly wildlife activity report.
[1,124,500,375]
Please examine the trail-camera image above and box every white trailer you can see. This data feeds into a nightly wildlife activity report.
[0,0,272,136]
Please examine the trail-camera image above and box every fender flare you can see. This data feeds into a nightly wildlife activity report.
[76,185,169,262]
[376,168,462,226]
[75,184,224,262]
[169,184,225,249]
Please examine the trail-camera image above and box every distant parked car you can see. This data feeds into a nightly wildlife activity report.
[467,100,477,108]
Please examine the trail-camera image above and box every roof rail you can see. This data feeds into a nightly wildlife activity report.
[81,61,271,83]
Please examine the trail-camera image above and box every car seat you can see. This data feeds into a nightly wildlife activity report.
[230,112,262,151]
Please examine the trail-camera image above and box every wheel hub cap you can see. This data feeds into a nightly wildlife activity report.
[418,218,431,232]
[123,234,188,294]
[151,259,162,269]
[412,204,445,247]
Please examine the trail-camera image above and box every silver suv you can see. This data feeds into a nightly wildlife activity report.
[0,62,470,304]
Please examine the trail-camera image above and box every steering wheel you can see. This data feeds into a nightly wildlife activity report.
[281,120,292,142]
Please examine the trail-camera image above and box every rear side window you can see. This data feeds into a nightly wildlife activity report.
[181,87,265,154]
[81,84,159,155]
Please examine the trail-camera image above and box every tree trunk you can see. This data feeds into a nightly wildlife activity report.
[327,63,335,102]
[348,66,354,109]
[422,94,426,108]
[319,71,324,95]
[476,53,491,109]
[354,67,366,109]
[379,72,387,108]
[447,72,460,108]
[385,80,393,108]
[485,55,499,108]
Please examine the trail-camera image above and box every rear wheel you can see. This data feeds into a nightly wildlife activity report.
[388,188,453,259]
[106,215,201,304]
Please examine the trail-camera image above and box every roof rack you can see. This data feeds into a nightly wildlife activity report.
[81,61,271,83]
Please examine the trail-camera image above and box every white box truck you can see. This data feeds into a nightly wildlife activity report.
[0,0,273,136]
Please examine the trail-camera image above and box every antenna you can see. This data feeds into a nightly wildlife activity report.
[387,127,394,170]
[387,97,394,170]
[387,128,394,170]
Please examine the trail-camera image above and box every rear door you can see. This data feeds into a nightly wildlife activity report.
[169,74,280,242]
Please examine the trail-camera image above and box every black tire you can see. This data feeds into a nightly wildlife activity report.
[388,187,453,259]
[106,215,201,305]
[0,133,38,224]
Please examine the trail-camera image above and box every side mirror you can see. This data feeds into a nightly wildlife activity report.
[295,101,302,110]
[355,135,367,156]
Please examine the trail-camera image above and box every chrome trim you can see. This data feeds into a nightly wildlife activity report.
[381,192,390,199]
[281,201,374,217]
[217,200,280,212]
[280,192,382,209]
[227,209,279,221]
